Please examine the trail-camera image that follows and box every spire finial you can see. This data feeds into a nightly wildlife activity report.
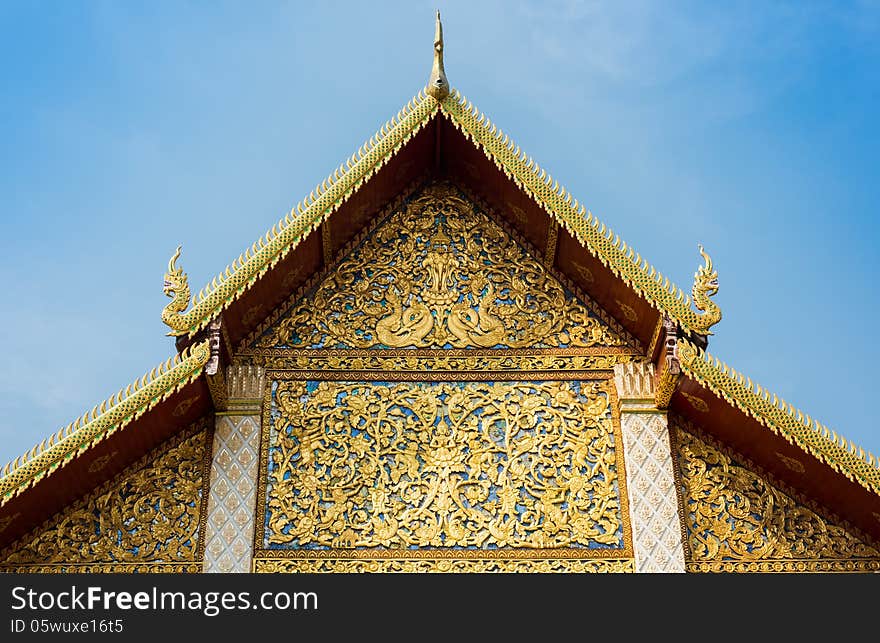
[427,10,449,101]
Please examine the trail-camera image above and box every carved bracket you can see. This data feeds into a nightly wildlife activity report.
[205,317,228,411]
[654,315,682,410]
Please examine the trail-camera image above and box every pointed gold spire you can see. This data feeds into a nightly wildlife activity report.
[427,10,449,101]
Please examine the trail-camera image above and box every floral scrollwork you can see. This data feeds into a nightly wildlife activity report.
[263,379,627,553]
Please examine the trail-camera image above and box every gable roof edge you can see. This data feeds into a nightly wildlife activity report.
[439,89,720,338]
[676,338,880,498]
[163,90,439,338]
[0,339,211,506]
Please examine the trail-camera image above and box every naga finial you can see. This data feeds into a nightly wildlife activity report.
[162,245,193,336]
[427,10,449,101]
[691,244,722,335]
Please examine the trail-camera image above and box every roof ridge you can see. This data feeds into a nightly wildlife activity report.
[676,337,880,498]
[162,89,440,337]
[0,339,211,505]
[438,88,721,337]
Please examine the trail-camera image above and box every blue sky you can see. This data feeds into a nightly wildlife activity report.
[1,1,878,466]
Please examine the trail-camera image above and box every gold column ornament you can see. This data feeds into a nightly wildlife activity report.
[691,245,721,335]
[427,11,449,101]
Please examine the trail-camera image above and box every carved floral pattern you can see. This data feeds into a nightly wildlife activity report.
[674,425,880,572]
[262,379,626,552]
[1,421,209,570]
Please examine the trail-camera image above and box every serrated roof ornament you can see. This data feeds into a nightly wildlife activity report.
[427,11,449,101]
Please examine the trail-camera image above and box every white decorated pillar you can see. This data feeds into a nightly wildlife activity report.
[613,362,686,573]
[203,365,264,573]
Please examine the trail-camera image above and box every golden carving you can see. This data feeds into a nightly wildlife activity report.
[673,425,880,573]
[0,420,211,572]
[254,557,634,573]
[260,379,628,554]
[692,245,721,335]
[1,562,203,573]
[255,183,624,350]
[654,365,679,410]
[161,245,192,335]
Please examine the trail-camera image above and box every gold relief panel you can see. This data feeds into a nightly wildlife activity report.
[671,419,880,573]
[255,377,633,571]
[0,418,213,573]
[252,182,629,351]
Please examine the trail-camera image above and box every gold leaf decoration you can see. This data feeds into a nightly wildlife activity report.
[673,423,880,573]
[0,419,211,572]
[254,182,625,350]
[260,379,627,558]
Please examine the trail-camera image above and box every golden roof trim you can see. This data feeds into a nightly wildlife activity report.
[438,90,721,336]
[162,90,440,337]
[0,339,211,506]
[676,338,880,497]
[162,80,724,340]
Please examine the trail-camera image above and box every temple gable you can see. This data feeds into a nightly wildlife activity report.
[250,181,632,351]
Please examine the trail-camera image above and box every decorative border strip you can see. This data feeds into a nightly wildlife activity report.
[686,559,880,573]
[242,353,637,373]
[263,369,614,382]
[0,563,203,574]
[254,376,634,561]
[254,557,635,573]
[0,340,212,505]
[676,338,880,497]
[254,547,628,560]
